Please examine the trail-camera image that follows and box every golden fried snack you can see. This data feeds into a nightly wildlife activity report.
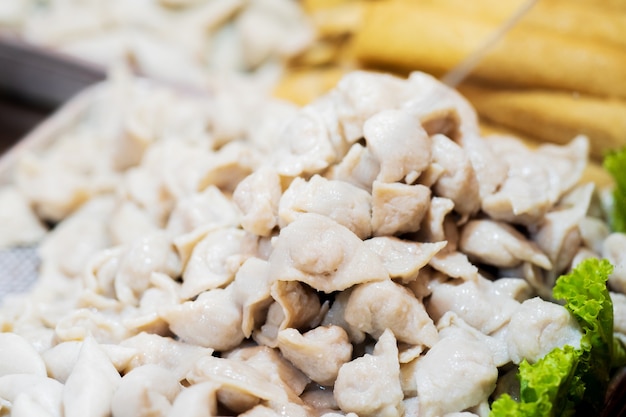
[580,161,615,189]
[459,84,626,160]
[353,1,626,98]
[273,66,347,105]
[308,1,365,38]
[289,0,362,71]
[302,0,356,12]
[288,39,348,67]
[411,0,626,48]
[562,0,626,11]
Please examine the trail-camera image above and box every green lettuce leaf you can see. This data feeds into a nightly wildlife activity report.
[490,258,616,417]
[603,147,626,233]
[552,257,613,414]
[490,346,582,417]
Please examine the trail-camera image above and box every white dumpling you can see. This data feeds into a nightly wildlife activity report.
[279,175,372,239]
[233,167,281,237]
[277,325,352,386]
[363,108,431,184]
[167,381,219,417]
[111,365,181,417]
[0,186,47,248]
[0,333,47,377]
[344,279,438,347]
[334,329,403,417]
[370,181,431,237]
[411,333,497,417]
[269,213,388,293]
[63,337,121,417]
[506,297,582,364]
[0,374,63,417]
[163,287,245,351]
[181,226,254,299]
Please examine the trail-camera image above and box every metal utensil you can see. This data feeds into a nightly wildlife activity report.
[0,36,106,109]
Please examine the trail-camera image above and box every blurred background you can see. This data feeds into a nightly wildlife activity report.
[1,0,625,174]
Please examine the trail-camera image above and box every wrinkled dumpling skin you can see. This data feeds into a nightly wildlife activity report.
[111,365,181,417]
[482,136,588,225]
[363,237,447,283]
[371,181,431,237]
[198,141,262,192]
[186,355,290,408]
[167,185,241,236]
[320,290,364,343]
[277,325,352,386]
[268,213,388,293]
[14,150,93,223]
[412,331,497,417]
[334,70,417,143]
[38,196,115,278]
[363,109,431,184]
[428,251,478,282]
[231,257,273,338]
[279,175,373,239]
[167,381,219,417]
[326,143,379,192]
[418,197,455,243]
[120,332,213,378]
[437,312,510,367]
[181,226,254,299]
[506,297,582,364]
[402,71,508,201]
[162,287,245,351]
[430,134,480,215]
[255,281,321,347]
[459,220,552,269]
[234,167,281,237]
[225,345,310,404]
[428,276,521,335]
[114,231,181,305]
[54,307,133,344]
[272,108,338,177]
[334,330,403,417]
[344,279,438,347]
[533,184,593,278]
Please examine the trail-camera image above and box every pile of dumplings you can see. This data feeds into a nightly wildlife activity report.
[1,70,626,417]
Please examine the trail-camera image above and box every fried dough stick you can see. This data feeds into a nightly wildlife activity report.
[410,0,626,48]
[353,1,626,98]
[459,84,626,161]
[562,0,626,11]
[273,67,347,105]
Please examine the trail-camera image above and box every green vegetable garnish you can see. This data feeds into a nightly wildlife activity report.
[490,346,582,417]
[603,147,626,233]
[553,258,615,414]
[490,258,624,417]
